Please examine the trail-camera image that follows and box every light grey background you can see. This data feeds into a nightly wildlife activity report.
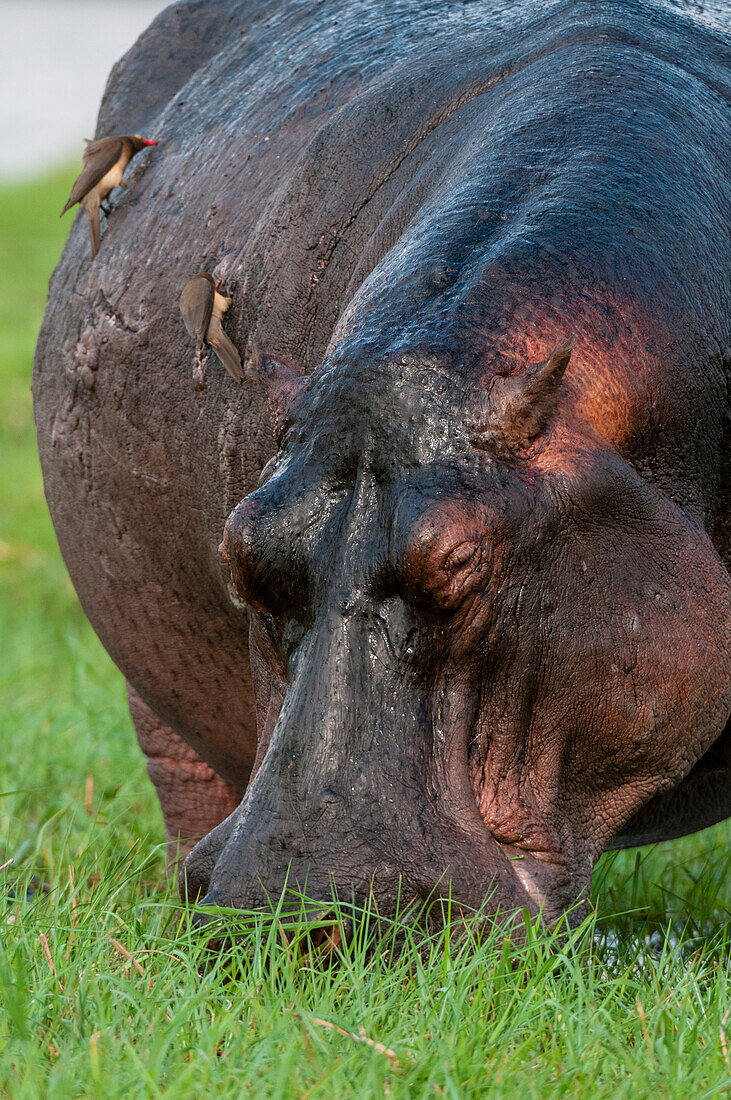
[1,0,170,178]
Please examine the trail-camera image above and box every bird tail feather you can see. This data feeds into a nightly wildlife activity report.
[83,193,101,258]
[207,317,244,382]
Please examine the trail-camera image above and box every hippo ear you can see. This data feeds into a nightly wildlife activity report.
[248,350,307,432]
[488,345,572,452]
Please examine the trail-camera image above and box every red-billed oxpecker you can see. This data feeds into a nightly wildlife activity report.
[61,134,157,258]
[179,274,244,386]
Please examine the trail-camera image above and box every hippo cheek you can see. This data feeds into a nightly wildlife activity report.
[470,452,731,872]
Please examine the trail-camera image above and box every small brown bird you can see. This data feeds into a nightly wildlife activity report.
[61,134,157,258]
[180,274,244,384]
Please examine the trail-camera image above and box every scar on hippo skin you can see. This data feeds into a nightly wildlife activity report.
[211,254,243,298]
[68,325,99,391]
[127,685,242,867]
[64,293,158,391]
[94,288,151,336]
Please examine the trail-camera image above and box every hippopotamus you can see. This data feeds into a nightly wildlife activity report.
[34,0,730,927]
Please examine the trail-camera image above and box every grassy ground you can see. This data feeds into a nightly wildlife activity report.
[0,170,729,1099]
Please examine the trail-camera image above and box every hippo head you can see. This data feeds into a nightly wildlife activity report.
[181,336,729,927]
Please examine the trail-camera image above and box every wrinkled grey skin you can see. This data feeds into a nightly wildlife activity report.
[34,0,730,927]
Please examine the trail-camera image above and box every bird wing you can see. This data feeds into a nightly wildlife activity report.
[179,277,214,346]
[207,315,244,382]
[61,138,125,214]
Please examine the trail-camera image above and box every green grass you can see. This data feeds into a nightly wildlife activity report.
[0,169,729,1098]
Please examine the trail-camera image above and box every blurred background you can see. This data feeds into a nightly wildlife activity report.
[1,0,169,177]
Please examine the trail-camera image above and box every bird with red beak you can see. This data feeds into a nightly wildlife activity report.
[61,134,157,258]
[179,273,244,387]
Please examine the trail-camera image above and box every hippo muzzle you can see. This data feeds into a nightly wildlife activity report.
[183,436,541,921]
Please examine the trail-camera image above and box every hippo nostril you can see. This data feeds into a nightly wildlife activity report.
[178,812,239,906]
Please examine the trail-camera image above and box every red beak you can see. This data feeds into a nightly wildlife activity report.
[141,138,158,146]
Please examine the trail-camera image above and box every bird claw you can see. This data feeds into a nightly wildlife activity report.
[192,356,207,392]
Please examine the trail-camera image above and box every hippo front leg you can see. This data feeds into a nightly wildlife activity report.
[126,685,242,865]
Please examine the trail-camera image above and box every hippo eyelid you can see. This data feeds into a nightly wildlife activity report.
[442,540,481,572]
